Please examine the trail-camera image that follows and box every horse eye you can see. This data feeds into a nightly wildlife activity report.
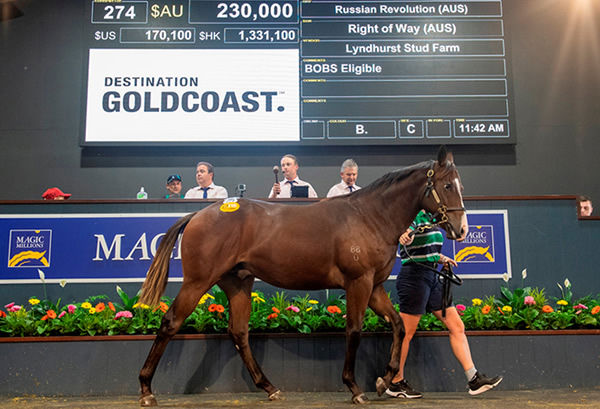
[444,183,453,190]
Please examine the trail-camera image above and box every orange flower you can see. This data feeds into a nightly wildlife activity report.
[215,304,225,313]
[542,305,554,313]
[208,304,218,312]
[497,306,504,315]
[592,306,600,315]
[267,313,278,320]
[108,302,116,312]
[95,302,106,312]
[41,309,57,321]
[481,305,491,315]
[272,307,280,314]
[327,305,342,314]
[0,310,6,318]
[159,302,169,313]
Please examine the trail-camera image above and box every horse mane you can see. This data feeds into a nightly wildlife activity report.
[342,160,435,199]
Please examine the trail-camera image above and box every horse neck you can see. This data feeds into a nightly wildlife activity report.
[355,170,426,244]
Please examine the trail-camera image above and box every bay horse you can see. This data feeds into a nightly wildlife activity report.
[138,147,467,406]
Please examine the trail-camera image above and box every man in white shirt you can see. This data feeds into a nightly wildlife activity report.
[184,162,229,199]
[268,154,318,198]
[326,159,361,198]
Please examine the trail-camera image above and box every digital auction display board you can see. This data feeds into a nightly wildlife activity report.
[82,0,513,145]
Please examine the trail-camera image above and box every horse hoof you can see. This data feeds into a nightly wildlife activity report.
[375,377,387,396]
[352,393,369,404]
[269,390,284,401]
[139,394,158,407]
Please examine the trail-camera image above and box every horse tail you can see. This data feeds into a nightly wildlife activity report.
[139,212,196,306]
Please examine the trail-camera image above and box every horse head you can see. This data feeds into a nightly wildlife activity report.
[421,146,468,241]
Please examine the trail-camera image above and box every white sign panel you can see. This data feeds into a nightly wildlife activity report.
[84,48,300,142]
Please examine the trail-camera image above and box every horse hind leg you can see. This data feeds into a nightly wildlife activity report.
[368,284,405,396]
[343,278,374,404]
[139,281,210,407]
[218,270,282,400]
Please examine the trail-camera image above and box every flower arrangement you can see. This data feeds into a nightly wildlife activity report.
[1,272,599,337]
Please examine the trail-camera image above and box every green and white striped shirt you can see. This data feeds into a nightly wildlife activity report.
[398,211,443,264]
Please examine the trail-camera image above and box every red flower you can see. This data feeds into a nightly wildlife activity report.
[327,305,342,314]
[0,310,6,318]
[272,307,280,314]
[267,313,278,320]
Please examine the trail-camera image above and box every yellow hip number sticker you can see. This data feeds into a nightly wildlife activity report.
[220,200,240,212]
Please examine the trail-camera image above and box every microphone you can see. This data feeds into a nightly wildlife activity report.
[272,165,279,184]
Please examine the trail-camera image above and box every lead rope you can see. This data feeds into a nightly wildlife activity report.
[402,176,463,318]
[401,230,462,318]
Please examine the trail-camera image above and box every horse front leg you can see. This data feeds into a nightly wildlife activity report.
[218,272,281,400]
[343,279,373,404]
[139,282,206,407]
[368,284,405,396]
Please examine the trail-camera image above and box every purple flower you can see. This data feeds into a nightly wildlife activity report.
[286,305,300,313]
[524,296,536,306]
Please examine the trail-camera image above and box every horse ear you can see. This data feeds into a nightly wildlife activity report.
[437,145,453,166]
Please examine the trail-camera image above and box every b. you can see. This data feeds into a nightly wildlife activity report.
[326,159,361,197]
[268,154,317,198]
[164,174,184,199]
[577,195,593,217]
[184,162,228,199]
[386,210,502,399]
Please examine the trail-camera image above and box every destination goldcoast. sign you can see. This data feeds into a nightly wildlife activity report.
[0,214,185,284]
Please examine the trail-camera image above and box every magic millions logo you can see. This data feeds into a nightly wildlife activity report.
[8,230,52,268]
[453,225,494,263]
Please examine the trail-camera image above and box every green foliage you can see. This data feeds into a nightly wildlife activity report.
[1,278,600,337]
[115,286,140,311]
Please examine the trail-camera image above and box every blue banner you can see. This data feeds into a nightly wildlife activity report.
[391,210,511,279]
[1,211,510,284]
[1,214,184,283]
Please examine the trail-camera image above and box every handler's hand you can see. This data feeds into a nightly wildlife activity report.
[439,255,458,267]
[399,230,414,245]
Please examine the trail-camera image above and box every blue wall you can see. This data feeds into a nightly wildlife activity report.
[0,197,597,307]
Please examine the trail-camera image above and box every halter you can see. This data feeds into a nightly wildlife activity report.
[423,161,466,230]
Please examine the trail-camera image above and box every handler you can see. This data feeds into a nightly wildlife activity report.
[386,210,503,399]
